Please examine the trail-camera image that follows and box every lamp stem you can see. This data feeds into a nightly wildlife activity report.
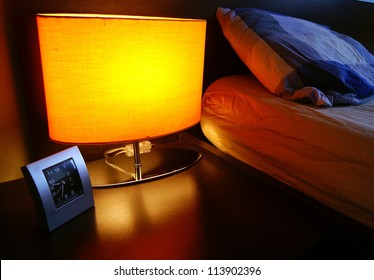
[133,141,142,181]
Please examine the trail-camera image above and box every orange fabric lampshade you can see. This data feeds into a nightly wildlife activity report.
[36,14,206,144]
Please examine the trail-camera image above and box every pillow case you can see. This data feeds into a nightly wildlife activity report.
[217,7,374,106]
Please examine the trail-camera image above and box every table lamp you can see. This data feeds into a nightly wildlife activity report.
[36,13,206,187]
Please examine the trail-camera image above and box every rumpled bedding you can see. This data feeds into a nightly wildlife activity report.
[201,74,374,228]
[217,8,374,106]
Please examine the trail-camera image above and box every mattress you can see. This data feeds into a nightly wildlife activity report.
[201,74,374,229]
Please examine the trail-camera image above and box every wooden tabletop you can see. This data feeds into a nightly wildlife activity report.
[1,134,373,259]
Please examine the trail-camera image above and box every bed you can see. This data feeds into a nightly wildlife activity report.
[201,7,374,229]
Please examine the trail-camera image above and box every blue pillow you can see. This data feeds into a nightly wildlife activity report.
[217,7,374,106]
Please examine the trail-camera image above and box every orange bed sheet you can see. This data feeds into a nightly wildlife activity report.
[201,75,374,228]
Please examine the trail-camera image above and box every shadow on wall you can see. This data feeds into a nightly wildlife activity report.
[0,0,28,182]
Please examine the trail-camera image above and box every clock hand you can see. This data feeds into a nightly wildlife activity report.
[51,182,62,196]
[51,182,61,187]
[60,180,65,198]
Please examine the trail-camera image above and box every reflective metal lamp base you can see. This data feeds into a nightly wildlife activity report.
[86,141,202,187]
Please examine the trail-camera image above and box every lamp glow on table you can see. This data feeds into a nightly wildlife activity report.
[36,13,206,187]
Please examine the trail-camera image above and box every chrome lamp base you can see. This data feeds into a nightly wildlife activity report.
[86,141,202,187]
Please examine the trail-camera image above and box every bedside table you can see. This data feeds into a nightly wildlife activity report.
[1,133,373,259]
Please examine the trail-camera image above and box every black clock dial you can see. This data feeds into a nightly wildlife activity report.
[43,158,84,209]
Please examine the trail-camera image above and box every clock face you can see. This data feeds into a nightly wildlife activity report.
[43,158,85,209]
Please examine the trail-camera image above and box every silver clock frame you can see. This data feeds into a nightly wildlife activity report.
[21,146,94,232]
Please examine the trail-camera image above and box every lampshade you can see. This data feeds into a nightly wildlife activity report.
[36,13,206,186]
[36,14,206,144]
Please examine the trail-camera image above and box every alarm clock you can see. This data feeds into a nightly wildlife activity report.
[21,146,94,232]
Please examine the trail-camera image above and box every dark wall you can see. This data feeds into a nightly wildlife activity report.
[3,0,373,161]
